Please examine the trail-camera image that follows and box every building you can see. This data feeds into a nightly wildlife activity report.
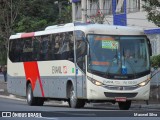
[71,0,160,56]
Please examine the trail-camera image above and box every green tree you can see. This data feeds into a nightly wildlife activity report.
[151,55,160,68]
[0,0,24,65]
[14,0,72,32]
[56,1,72,24]
[14,0,59,32]
[0,0,72,64]
[142,0,160,27]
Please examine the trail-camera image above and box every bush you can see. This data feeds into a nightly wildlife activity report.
[150,55,160,68]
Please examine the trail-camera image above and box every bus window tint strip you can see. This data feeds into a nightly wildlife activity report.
[9,32,74,62]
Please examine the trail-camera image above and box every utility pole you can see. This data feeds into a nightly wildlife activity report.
[72,2,76,22]
[81,0,87,23]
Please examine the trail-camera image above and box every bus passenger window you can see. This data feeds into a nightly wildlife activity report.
[76,40,87,72]
[16,40,24,62]
[48,34,55,60]
[54,35,61,60]
[33,37,41,61]
[60,33,70,60]
[22,39,33,61]
[68,33,74,62]
[9,40,23,62]
[9,41,15,62]
[40,35,49,60]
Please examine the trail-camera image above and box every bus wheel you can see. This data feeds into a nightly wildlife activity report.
[36,98,44,106]
[27,83,44,106]
[69,85,85,108]
[27,83,36,106]
[118,101,131,110]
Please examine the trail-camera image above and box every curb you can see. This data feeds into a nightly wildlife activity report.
[0,94,25,101]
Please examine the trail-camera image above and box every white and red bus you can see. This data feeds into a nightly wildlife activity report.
[7,23,152,110]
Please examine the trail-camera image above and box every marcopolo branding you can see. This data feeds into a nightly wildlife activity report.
[103,80,114,84]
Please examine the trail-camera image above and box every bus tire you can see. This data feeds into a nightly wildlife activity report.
[26,83,44,106]
[118,101,131,110]
[36,98,44,106]
[27,83,36,106]
[69,85,85,108]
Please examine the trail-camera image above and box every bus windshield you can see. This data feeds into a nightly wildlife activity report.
[88,35,150,79]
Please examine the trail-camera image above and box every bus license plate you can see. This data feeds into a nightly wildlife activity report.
[115,97,127,102]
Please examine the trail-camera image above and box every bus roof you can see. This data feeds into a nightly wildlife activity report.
[9,23,145,40]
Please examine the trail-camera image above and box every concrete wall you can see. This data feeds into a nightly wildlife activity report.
[150,69,160,103]
[147,34,160,56]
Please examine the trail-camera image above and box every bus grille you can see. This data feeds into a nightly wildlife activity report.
[104,92,138,98]
[104,85,138,90]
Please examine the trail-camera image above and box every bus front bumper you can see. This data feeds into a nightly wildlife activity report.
[87,81,150,101]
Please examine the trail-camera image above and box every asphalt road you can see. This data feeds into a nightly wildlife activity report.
[0,97,160,120]
[0,72,160,120]
[0,74,4,82]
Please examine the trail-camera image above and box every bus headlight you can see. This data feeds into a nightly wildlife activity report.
[138,78,150,87]
[87,76,104,86]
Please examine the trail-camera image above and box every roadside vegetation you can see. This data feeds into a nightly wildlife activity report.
[0,0,71,65]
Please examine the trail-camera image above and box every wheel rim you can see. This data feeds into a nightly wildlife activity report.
[70,90,76,105]
[70,90,75,101]
[27,87,31,102]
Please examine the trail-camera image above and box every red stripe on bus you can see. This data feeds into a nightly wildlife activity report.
[21,32,35,38]
[23,62,44,97]
[35,63,45,97]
